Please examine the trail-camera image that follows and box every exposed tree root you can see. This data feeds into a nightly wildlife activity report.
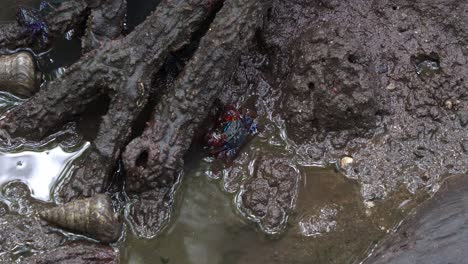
[122,0,269,237]
[0,0,268,238]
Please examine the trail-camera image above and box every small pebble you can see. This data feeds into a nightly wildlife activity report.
[444,100,453,109]
[386,82,396,90]
[340,156,353,168]
[364,201,375,208]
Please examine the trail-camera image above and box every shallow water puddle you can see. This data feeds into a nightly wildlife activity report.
[122,172,253,264]
[0,142,89,202]
[121,160,420,264]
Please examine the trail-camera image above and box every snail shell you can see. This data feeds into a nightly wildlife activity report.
[0,52,41,97]
[39,194,122,243]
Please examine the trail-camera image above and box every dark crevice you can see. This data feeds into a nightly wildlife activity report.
[253,29,269,55]
[104,158,126,194]
[76,93,111,141]
[124,0,162,34]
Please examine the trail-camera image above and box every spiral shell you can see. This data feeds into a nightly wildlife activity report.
[39,194,122,243]
[0,52,40,97]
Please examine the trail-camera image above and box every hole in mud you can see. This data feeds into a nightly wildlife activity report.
[397,26,409,33]
[266,7,272,21]
[411,52,441,77]
[76,93,111,141]
[254,29,269,54]
[135,150,149,167]
[308,82,315,90]
[392,5,398,10]
[347,54,358,64]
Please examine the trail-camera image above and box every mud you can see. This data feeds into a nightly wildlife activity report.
[223,0,468,203]
[238,155,300,234]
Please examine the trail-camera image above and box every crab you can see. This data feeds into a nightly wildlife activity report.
[205,104,258,161]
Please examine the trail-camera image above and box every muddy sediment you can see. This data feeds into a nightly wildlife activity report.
[228,0,468,202]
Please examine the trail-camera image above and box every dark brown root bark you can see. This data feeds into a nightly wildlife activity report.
[122,0,269,237]
[81,0,127,52]
[0,0,223,202]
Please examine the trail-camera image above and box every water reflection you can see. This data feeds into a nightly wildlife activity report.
[121,160,412,264]
[0,92,23,116]
[0,142,89,202]
[122,171,256,264]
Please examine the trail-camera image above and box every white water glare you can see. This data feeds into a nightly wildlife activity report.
[0,142,90,201]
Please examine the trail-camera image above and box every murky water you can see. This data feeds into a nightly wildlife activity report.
[120,150,419,264]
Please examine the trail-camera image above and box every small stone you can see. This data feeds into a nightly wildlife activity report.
[444,100,453,109]
[340,156,354,168]
[376,64,389,74]
[364,200,375,208]
[386,82,396,90]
